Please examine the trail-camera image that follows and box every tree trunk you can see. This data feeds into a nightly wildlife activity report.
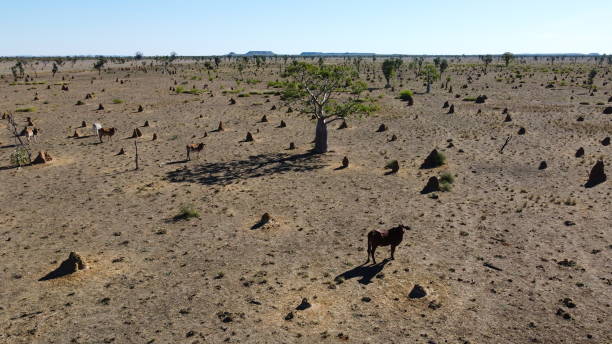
[314,117,328,154]
[426,81,431,93]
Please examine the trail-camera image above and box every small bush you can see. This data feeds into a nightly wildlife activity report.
[174,204,200,221]
[15,107,36,112]
[75,100,85,105]
[238,93,250,97]
[399,90,413,101]
[440,172,454,184]
[112,99,123,104]
[10,147,30,166]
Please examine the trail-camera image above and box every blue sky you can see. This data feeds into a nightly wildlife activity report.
[2,0,611,56]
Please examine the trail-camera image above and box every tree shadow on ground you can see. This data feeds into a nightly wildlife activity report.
[165,151,325,186]
[335,259,390,285]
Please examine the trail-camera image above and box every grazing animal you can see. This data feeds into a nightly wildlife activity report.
[20,127,40,143]
[92,122,102,136]
[98,127,116,142]
[186,142,204,160]
[366,225,410,264]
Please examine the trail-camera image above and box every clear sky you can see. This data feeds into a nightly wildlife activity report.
[2,0,611,56]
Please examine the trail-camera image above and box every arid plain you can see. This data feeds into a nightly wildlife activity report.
[0,57,610,343]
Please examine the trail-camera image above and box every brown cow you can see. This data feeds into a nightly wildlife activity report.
[186,142,204,161]
[366,225,410,264]
[20,127,40,143]
[98,127,117,143]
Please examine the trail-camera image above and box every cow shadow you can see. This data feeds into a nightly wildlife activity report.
[335,259,390,285]
[165,151,325,186]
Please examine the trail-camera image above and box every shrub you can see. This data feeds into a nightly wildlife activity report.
[112,99,123,104]
[440,172,454,184]
[15,107,36,112]
[174,204,200,221]
[439,172,454,192]
[399,90,413,101]
[10,147,30,166]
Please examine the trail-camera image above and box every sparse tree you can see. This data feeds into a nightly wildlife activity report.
[214,56,221,68]
[93,57,106,76]
[587,68,597,91]
[421,63,440,93]
[439,59,448,75]
[281,62,374,153]
[502,52,514,67]
[382,58,402,88]
[52,63,59,78]
[482,55,493,73]
[135,51,144,60]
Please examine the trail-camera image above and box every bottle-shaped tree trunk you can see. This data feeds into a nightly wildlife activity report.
[314,117,328,154]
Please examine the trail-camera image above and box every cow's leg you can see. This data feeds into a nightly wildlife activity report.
[186,149,190,161]
[390,245,396,260]
[371,245,377,265]
[366,239,371,264]
[99,134,103,143]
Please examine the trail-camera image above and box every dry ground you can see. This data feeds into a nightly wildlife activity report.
[0,58,610,344]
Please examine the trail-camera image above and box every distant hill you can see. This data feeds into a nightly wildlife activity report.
[244,51,276,56]
[300,52,375,57]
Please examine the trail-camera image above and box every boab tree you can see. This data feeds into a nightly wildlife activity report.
[281,61,374,154]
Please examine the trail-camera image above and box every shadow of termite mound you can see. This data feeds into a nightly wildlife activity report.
[39,252,88,281]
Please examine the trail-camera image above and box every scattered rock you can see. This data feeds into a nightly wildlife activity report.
[384,160,399,174]
[518,127,526,135]
[421,176,440,194]
[244,132,254,142]
[564,220,575,226]
[270,105,276,110]
[341,156,349,168]
[442,101,449,108]
[32,151,53,164]
[388,134,397,142]
[337,120,348,130]
[603,107,612,114]
[287,107,293,113]
[585,160,606,187]
[447,104,455,114]
[131,128,142,138]
[39,252,87,281]
[138,105,144,112]
[97,103,104,110]
[376,123,388,132]
[251,213,271,230]
[229,98,236,105]
[295,298,311,311]
[73,130,80,138]
[504,113,512,122]
[284,312,294,321]
[408,284,427,299]
[361,297,371,302]
[152,133,157,141]
[278,120,286,128]
[288,142,295,150]
[81,121,87,128]
[117,148,125,155]
[556,308,572,320]
[575,147,584,157]
[216,121,224,131]
[260,115,267,123]
[420,149,445,169]
[538,161,547,170]
[475,95,487,104]
[602,137,610,146]
[576,116,584,122]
